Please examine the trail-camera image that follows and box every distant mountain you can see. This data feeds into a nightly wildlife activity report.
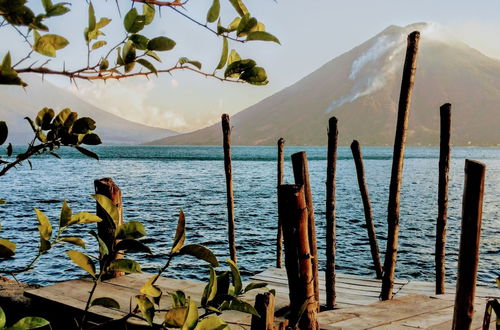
[150,23,500,146]
[0,76,176,144]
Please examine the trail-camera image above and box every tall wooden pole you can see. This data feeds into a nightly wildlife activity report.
[279,184,318,329]
[94,178,123,279]
[436,103,451,294]
[350,140,383,279]
[452,160,485,330]
[325,117,338,309]
[276,138,285,268]
[291,152,320,309]
[221,114,236,263]
[381,31,420,300]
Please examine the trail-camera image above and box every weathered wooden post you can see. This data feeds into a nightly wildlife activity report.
[279,184,318,329]
[381,31,420,300]
[350,140,383,279]
[326,117,338,310]
[436,103,451,294]
[452,160,486,330]
[221,114,237,263]
[276,137,285,268]
[291,152,320,309]
[251,292,275,330]
[94,178,123,279]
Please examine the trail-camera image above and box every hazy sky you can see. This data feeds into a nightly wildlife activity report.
[2,1,500,132]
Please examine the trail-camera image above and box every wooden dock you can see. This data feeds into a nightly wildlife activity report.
[25,267,498,329]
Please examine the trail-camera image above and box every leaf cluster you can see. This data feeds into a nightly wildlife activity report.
[0,306,48,330]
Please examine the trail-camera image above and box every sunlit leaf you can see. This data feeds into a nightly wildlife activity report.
[91,297,120,309]
[33,33,69,57]
[201,267,217,306]
[0,306,5,328]
[145,50,161,62]
[170,290,187,308]
[178,244,219,267]
[227,297,259,317]
[137,59,157,75]
[35,208,52,241]
[228,0,249,17]
[67,250,96,278]
[89,230,109,256]
[227,258,242,295]
[171,209,185,253]
[59,200,72,228]
[9,316,50,329]
[92,40,107,50]
[92,194,119,224]
[52,108,72,127]
[246,31,280,44]
[96,17,111,29]
[181,299,198,330]
[164,307,187,327]
[35,107,55,130]
[69,212,102,225]
[194,315,229,330]
[148,37,176,51]
[227,17,241,32]
[0,239,16,258]
[140,274,162,298]
[135,295,154,326]
[88,2,96,32]
[206,0,220,23]
[244,282,267,293]
[116,221,146,240]
[227,49,241,66]
[108,259,141,273]
[143,3,155,25]
[60,236,85,249]
[215,37,228,70]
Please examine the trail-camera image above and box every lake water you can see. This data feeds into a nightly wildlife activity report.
[0,146,498,288]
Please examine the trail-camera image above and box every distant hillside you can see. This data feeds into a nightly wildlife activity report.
[0,76,176,144]
[150,23,500,146]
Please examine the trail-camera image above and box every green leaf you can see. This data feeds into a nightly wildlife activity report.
[0,121,8,145]
[147,37,176,51]
[181,299,198,330]
[33,33,69,57]
[216,19,229,34]
[137,59,157,75]
[206,0,220,23]
[244,282,267,293]
[91,297,120,309]
[96,17,111,29]
[1,52,11,74]
[246,31,280,44]
[145,51,161,62]
[140,274,162,298]
[108,259,141,273]
[135,295,154,326]
[115,239,151,254]
[170,290,187,307]
[72,117,96,134]
[129,34,149,50]
[92,194,119,225]
[60,237,86,249]
[215,37,228,70]
[194,315,229,330]
[52,108,72,127]
[0,306,5,328]
[69,212,102,225]
[227,297,259,317]
[178,244,219,267]
[236,15,257,37]
[239,66,268,85]
[171,209,185,253]
[224,59,255,78]
[92,40,107,50]
[35,208,52,241]
[228,0,249,17]
[39,238,51,253]
[75,146,99,160]
[124,8,146,34]
[99,58,109,71]
[143,4,155,25]
[67,250,96,278]
[35,107,55,130]
[88,2,96,32]
[59,200,72,228]
[201,267,217,305]
[164,307,188,327]
[227,258,242,295]
[228,49,241,65]
[0,239,16,258]
[116,221,146,240]
[178,57,202,70]
[227,17,241,32]
[89,230,109,256]
[82,133,102,146]
[9,316,50,329]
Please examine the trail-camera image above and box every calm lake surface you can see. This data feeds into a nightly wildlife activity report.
[0,146,498,287]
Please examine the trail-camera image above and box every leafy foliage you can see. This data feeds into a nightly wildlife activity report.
[0,306,49,330]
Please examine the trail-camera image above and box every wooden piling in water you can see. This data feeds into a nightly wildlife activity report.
[326,117,338,309]
[350,140,383,279]
[381,31,420,301]
[436,103,451,294]
[251,292,275,330]
[94,178,123,279]
[291,152,320,309]
[221,114,237,263]
[452,160,486,330]
[279,184,318,329]
[276,138,285,268]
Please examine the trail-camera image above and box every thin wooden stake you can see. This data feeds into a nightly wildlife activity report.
[326,117,338,309]
[381,31,420,300]
[436,103,451,294]
[94,178,123,279]
[222,114,236,263]
[351,140,383,279]
[251,292,275,330]
[277,138,285,268]
[292,152,320,309]
[452,160,486,330]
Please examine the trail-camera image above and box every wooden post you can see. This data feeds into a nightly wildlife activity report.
[452,160,486,330]
[221,114,237,263]
[279,184,318,329]
[94,178,123,279]
[350,140,383,279]
[276,138,285,268]
[291,152,320,309]
[325,117,338,310]
[436,103,451,294]
[381,31,420,300]
[251,292,275,330]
